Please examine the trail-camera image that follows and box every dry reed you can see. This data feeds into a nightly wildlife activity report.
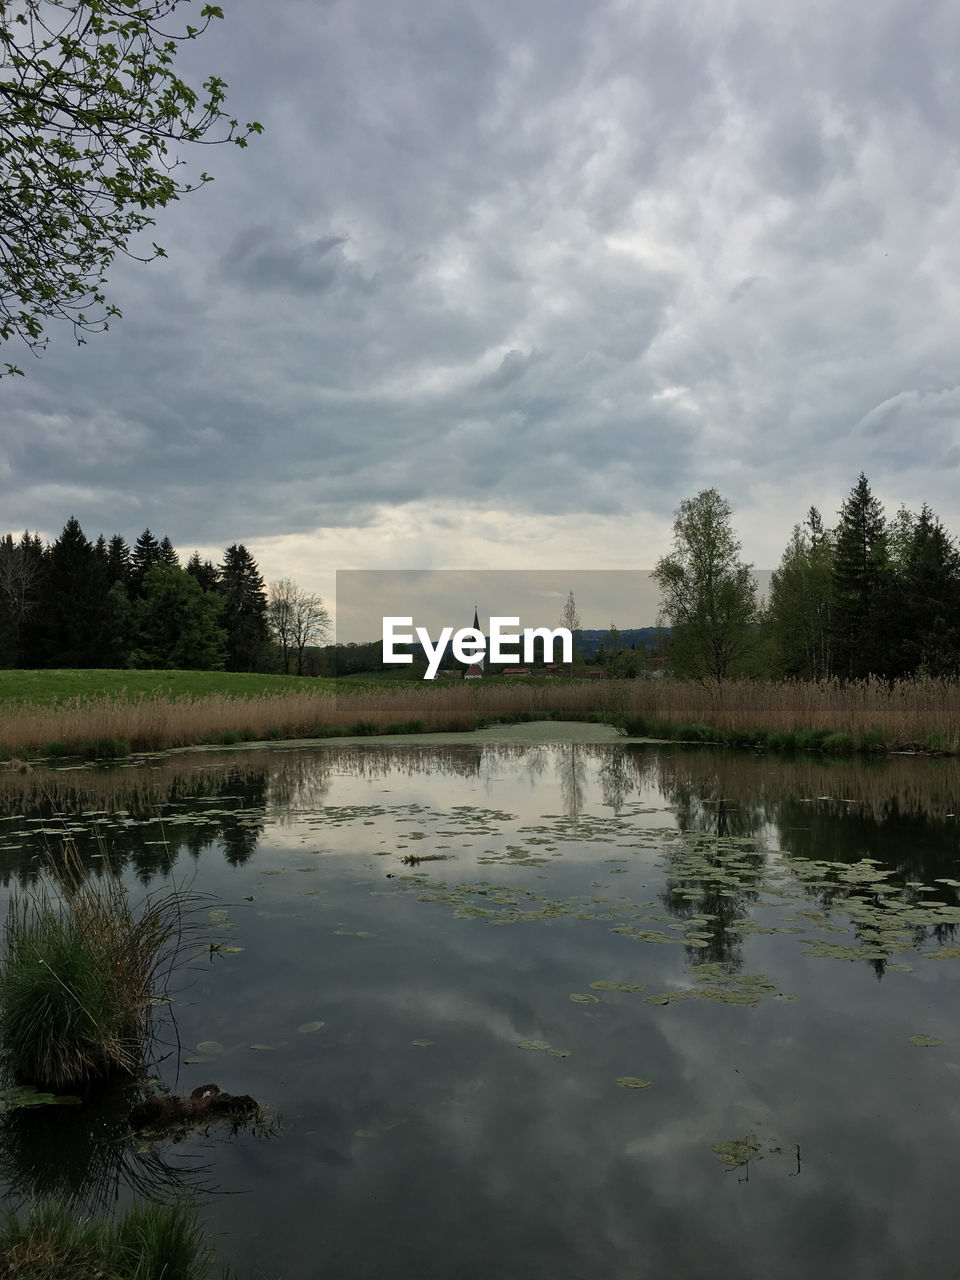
[0,676,958,758]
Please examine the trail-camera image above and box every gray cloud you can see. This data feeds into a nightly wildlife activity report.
[2,0,959,572]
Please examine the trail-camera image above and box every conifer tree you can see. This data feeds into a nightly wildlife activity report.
[831,475,888,678]
[42,516,105,666]
[891,505,960,676]
[218,544,269,671]
[186,552,220,592]
[158,536,180,568]
[106,534,133,592]
[131,529,162,595]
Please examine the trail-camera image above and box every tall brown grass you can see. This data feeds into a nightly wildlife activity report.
[612,676,960,749]
[0,676,958,757]
[0,683,604,755]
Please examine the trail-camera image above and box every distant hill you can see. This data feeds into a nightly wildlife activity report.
[402,626,665,664]
[575,628,665,656]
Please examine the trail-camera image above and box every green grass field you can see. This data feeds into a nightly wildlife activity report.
[0,669,340,706]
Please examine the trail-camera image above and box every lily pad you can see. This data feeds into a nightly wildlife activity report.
[713,1134,762,1167]
[909,1034,942,1047]
[616,1076,652,1089]
[518,1040,568,1057]
[297,1021,327,1033]
[0,1086,81,1113]
[411,1039,433,1047]
[569,993,599,1004]
[195,1040,224,1056]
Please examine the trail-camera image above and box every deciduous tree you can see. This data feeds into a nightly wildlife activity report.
[768,507,833,678]
[0,0,261,372]
[652,489,759,682]
[133,563,225,669]
[0,529,43,664]
[268,578,331,674]
[559,589,581,675]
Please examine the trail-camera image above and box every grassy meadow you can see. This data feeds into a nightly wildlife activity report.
[0,671,959,758]
[0,668,338,706]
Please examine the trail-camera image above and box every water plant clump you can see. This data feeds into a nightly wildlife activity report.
[0,1198,210,1280]
[0,841,199,1090]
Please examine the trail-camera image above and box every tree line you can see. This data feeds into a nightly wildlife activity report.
[654,475,960,681]
[0,517,302,672]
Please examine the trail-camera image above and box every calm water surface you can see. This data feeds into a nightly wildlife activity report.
[2,731,960,1280]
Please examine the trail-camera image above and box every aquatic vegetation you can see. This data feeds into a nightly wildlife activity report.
[712,1134,762,1168]
[908,1034,942,1047]
[0,842,201,1089]
[0,1086,79,1113]
[2,738,960,1276]
[517,1041,569,1058]
[0,1198,210,1280]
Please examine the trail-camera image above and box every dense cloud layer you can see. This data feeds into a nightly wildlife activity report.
[2,0,958,602]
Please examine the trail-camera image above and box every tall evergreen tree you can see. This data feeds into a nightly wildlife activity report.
[831,475,889,678]
[890,505,960,676]
[41,516,106,666]
[131,528,162,595]
[158,535,180,568]
[218,544,269,671]
[186,551,220,592]
[106,534,133,592]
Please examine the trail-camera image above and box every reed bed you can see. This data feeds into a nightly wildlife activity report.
[0,682,605,756]
[612,677,960,751]
[0,676,958,758]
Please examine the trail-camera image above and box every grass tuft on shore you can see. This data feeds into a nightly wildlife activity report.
[0,1199,210,1280]
[0,842,199,1089]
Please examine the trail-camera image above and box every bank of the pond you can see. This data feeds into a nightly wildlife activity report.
[1,675,959,761]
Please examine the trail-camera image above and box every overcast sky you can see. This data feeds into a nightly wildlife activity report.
[3,0,959,624]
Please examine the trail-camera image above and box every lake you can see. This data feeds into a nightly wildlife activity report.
[1,726,959,1279]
